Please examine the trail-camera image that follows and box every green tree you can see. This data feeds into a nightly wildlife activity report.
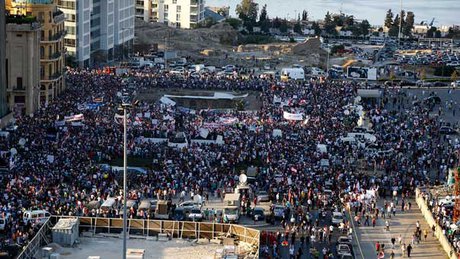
[384,9,394,28]
[344,15,354,28]
[301,10,308,21]
[427,26,437,38]
[272,17,281,29]
[235,0,259,32]
[360,20,371,36]
[225,18,242,30]
[279,19,289,33]
[312,22,322,36]
[324,12,337,35]
[258,4,270,33]
[435,30,442,38]
[259,4,268,23]
[403,11,415,37]
[294,22,302,34]
[451,70,458,82]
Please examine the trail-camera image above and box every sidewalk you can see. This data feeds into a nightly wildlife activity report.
[352,199,447,259]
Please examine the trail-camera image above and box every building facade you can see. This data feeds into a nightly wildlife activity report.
[136,0,204,29]
[57,0,134,67]
[0,0,9,119]
[8,0,66,105]
[5,16,41,115]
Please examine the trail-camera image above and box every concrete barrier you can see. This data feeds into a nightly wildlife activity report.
[416,188,458,259]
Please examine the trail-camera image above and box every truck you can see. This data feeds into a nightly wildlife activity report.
[281,68,305,80]
[223,193,240,223]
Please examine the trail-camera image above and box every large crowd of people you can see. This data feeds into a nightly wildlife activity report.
[0,66,458,257]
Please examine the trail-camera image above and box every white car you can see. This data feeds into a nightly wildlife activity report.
[332,212,344,226]
[337,244,352,256]
[452,80,460,88]
[178,201,203,209]
[439,196,457,207]
[187,208,204,221]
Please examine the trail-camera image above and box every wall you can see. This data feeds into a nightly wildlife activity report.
[416,188,458,259]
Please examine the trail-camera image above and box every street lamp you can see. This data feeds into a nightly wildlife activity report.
[118,97,138,259]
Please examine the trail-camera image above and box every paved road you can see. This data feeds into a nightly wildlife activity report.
[352,199,446,259]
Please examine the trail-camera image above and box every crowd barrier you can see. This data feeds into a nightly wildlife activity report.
[416,188,458,259]
[16,216,260,258]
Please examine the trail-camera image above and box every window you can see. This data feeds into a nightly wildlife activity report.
[176,5,181,13]
[176,13,180,21]
[164,4,168,11]
[16,77,23,90]
[172,0,176,3]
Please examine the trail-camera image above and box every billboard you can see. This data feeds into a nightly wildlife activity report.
[347,67,377,80]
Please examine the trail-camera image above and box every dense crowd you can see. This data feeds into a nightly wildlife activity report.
[0,67,458,257]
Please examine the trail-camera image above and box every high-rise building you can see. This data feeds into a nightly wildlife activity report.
[57,0,134,67]
[136,0,205,29]
[5,14,41,115]
[8,0,66,105]
[0,0,9,119]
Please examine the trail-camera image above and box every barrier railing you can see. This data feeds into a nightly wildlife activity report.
[416,188,458,259]
[19,216,260,258]
[17,218,52,259]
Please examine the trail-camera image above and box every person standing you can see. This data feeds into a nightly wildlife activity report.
[407,243,413,257]
[391,236,396,249]
[401,243,406,258]
[424,229,428,241]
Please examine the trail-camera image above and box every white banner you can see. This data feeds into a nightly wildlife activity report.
[283,111,303,121]
[64,114,84,122]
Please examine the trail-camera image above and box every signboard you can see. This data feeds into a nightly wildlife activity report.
[347,67,377,80]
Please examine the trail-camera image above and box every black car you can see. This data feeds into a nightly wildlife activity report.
[252,207,266,221]
[173,207,187,221]
[433,81,448,87]
[440,126,458,135]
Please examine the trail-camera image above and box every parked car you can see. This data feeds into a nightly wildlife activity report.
[273,204,285,219]
[332,212,344,226]
[187,207,204,221]
[337,244,352,256]
[257,191,270,202]
[440,126,458,135]
[252,207,266,221]
[173,207,187,221]
[178,201,203,209]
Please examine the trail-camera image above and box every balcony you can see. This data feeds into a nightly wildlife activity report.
[41,72,63,82]
[40,51,62,62]
[41,30,67,43]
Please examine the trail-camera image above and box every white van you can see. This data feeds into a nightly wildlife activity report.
[23,210,50,225]
[101,197,117,212]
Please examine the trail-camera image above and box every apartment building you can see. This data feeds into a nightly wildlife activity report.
[5,15,41,115]
[0,0,8,119]
[57,0,134,67]
[136,0,204,29]
[8,0,66,105]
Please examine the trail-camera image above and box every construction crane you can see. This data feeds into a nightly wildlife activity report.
[429,18,435,27]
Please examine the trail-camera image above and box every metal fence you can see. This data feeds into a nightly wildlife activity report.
[17,218,52,259]
[17,216,260,258]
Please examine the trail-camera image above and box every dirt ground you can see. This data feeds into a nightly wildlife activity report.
[138,88,262,111]
[134,19,327,69]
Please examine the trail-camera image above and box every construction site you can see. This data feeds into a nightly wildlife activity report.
[134,19,329,70]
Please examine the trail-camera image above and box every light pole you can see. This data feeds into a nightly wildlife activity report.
[119,98,137,259]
